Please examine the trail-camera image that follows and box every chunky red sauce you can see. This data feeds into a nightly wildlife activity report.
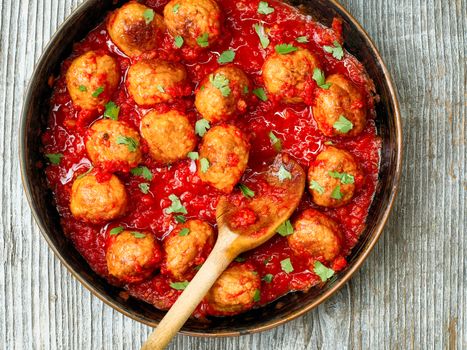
[42,0,380,318]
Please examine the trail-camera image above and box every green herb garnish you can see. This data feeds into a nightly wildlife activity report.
[187,151,199,160]
[139,183,150,194]
[178,228,190,236]
[310,180,325,194]
[195,119,210,137]
[166,194,188,214]
[218,50,236,64]
[116,136,138,152]
[296,36,309,43]
[280,258,294,273]
[200,158,210,173]
[276,220,293,237]
[324,40,344,60]
[275,43,298,55]
[104,101,120,120]
[196,33,209,48]
[170,281,189,290]
[174,36,184,48]
[314,261,335,282]
[252,87,268,101]
[131,166,153,181]
[328,171,355,184]
[175,215,186,223]
[239,183,255,198]
[132,232,146,239]
[253,23,270,49]
[253,289,261,302]
[143,9,155,24]
[269,131,282,152]
[45,153,63,165]
[209,73,231,97]
[262,274,274,283]
[276,165,292,182]
[92,86,104,98]
[258,1,274,15]
[312,68,332,89]
[333,115,353,133]
[109,226,124,235]
[331,185,343,200]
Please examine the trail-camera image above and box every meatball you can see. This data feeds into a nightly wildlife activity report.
[307,147,361,208]
[195,66,250,123]
[86,119,142,171]
[262,48,320,103]
[288,209,343,262]
[198,124,249,193]
[140,110,196,164]
[163,220,215,280]
[163,0,222,48]
[106,231,162,283]
[127,59,190,106]
[107,1,165,58]
[66,51,120,110]
[70,174,127,223]
[313,74,367,137]
[207,264,260,314]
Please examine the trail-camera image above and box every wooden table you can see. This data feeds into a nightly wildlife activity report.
[1,0,465,349]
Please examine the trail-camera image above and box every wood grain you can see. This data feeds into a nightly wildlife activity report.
[1,0,465,349]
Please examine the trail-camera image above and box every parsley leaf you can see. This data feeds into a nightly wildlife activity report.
[333,115,353,133]
[132,232,146,239]
[157,85,165,93]
[314,261,335,282]
[324,141,334,145]
[209,73,231,97]
[170,281,189,290]
[173,4,180,13]
[175,215,186,223]
[116,135,139,152]
[196,33,209,48]
[143,9,155,24]
[166,194,188,214]
[280,258,294,273]
[253,289,261,302]
[258,1,274,15]
[263,257,271,265]
[104,101,120,120]
[195,119,210,137]
[328,171,355,184]
[324,40,344,60]
[253,23,270,49]
[243,86,249,94]
[109,226,124,235]
[92,86,104,98]
[310,180,325,194]
[79,85,87,92]
[187,151,199,160]
[45,153,63,165]
[276,220,294,237]
[139,183,150,194]
[218,50,236,64]
[239,183,255,198]
[194,264,203,271]
[296,36,309,43]
[276,165,292,182]
[331,185,343,200]
[262,274,274,283]
[174,36,184,48]
[313,68,332,89]
[234,257,246,262]
[253,87,268,101]
[200,158,210,173]
[178,228,190,236]
[275,43,298,55]
[131,166,153,181]
[269,131,282,152]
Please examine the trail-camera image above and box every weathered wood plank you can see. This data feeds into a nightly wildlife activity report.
[0,0,465,349]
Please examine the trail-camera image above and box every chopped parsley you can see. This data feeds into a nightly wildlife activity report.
[314,261,335,282]
[131,166,153,181]
[333,115,353,133]
[178,228,190,236]
[196,33,209,48]
[170,281,189,290]
[234,257,246,262]
[172,3,180,13]
[132,232,146,239]
[296,36,309,43]
[243,86,249,94]
[262,274,274,283]
[258,1,274,15]
[194,264,203,271]
[252,87,268,101]
[280,258,294,273]
[175,215,186,223]
[104,101,119,120]
[253,289,261,302]
[239,183,255,198]
[275,43,298,55]
[78,85,87,92]
[116,136,138,152]
[310,180,325,194]
[331,185,343,200]
[209,73,231,97]
[312,68,332,89]
[143,9,155,24]
[324,40,344,60]
[157,85,165,93]
[195,119,210,137]
[166,194,188,214]
[45,153,63,165]
[328,171,355,184]
[109,226,124,235]
[253,23,270,49]
[174,36,184,48]
[325,141,334,145]
[92,86,104,98]
[187,151,199,160]
[139,183,150,194]
[276,220,294,237]
[218,50,236,64]
[200,158,210,173]
[269,131,282,152]
[276,165,292,182]
[263,257,271,265]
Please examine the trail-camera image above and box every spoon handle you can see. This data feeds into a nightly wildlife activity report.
[141,229,238,350]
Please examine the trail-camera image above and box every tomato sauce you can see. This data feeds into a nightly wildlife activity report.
[41,0,381,317]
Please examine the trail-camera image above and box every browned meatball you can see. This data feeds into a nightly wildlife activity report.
[313,74,367,137]
[163,220,215,280]
[70,174,127,223]
[198,124,249,193]
[262,48,320,103]
[66,51,120,110]
[127,59,190,106]
[195,66,250,123]
[207,264,260,315]
[140,110,196,164]
[163,0,222,48]
[307,147,361,208]
[288,209,343,262]
[107,1,165,57]
[86,119,142,171]
[106,231,162,283]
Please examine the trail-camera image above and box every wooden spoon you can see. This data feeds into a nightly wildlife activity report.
[141,154,306,350]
